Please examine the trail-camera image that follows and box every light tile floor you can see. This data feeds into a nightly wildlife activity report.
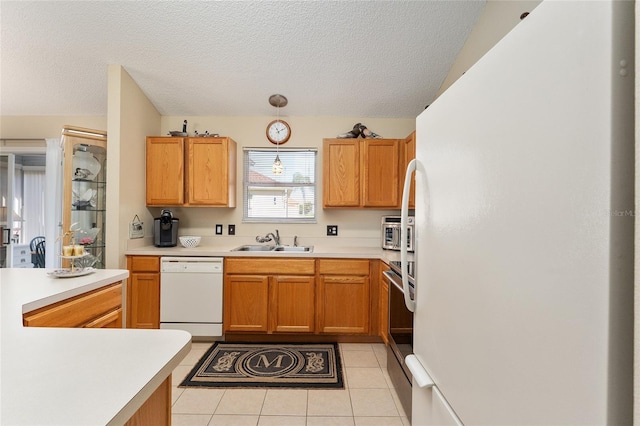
[171,342,410,426]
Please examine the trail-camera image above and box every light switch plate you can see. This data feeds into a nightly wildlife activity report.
[327,225,338,236]
[215,224,223,235]
[228,224,236,235]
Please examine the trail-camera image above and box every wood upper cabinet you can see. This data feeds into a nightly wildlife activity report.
[323,139,361,207]
[146,137,184,205]
[317,259,371,334]
[126,256,160,329]
[224,258,315,334]
[23,282,123,328]
[186,137,236,206]
[323,138,401,208]
[146,136,236,207]
[402,131,416,209]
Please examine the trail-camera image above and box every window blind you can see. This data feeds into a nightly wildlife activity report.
[243,148,317,223]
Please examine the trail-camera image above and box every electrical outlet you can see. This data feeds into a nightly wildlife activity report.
[215,224,223,235]
[228,224,236,235]
[327,225,338,236]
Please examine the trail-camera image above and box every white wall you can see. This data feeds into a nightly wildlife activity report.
[438,0,542,97]
[0,116,107,140]
[157,115,415,247]
[107,65,161,268]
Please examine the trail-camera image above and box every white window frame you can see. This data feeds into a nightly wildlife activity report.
[243,147,317,223]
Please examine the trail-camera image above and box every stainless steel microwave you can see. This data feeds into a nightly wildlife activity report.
[381,216,414,252]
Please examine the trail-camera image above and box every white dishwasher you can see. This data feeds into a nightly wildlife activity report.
[160,257,223,337]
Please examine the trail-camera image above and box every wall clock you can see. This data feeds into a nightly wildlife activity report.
[266,119,291,145]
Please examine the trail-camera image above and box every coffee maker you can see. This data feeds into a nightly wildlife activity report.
[153,209,179,247]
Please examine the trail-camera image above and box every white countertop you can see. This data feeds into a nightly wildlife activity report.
[126,242,407,263]
[1,268,192,426]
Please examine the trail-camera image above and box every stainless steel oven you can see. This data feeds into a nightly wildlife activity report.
[383,260,414,420]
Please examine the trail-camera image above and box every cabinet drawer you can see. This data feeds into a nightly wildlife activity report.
[83,308,122,328]
[12,244,33,267]
[23,282,123,328]
[226,258,315,275]
[128,256,160,272]
[12,244,31,258]
[318,259,370,275]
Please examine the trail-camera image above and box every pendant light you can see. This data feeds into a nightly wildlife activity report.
[269,94,288,175]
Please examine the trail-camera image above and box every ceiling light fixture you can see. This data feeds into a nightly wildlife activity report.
[269,94,288,175]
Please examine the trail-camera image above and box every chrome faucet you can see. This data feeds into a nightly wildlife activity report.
[256,229,281,246]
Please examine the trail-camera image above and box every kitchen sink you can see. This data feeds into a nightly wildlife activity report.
[273,246,313,252]
[230,245,313,253]
[231,245,276,251]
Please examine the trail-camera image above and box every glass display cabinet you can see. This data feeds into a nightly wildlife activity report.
[61,126,107,269]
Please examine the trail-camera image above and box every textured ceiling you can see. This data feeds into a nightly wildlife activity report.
[1,1,485,118]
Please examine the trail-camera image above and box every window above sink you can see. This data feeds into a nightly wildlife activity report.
[242,148,317,224]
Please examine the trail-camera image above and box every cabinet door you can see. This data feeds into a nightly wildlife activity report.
[363,139,401,207]
[323,139,360,207]
[128,272,160,329]
[318,274,370,334]
[224,275,269,332]
[403,132,416,209]
[146,137,184,205]
[186,138,234,206]
[270,275,315,333]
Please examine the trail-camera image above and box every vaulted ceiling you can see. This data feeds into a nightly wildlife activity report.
[1,1,486,118]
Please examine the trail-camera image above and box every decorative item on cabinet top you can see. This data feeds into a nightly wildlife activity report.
[169,119,188,137]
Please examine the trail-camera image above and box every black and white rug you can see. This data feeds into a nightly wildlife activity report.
[179,342,343,389]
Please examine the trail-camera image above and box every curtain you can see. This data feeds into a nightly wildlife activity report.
[22,167,45,241]
[45,138,62,268]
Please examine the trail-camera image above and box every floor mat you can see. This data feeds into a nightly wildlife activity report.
[179,342,343,389]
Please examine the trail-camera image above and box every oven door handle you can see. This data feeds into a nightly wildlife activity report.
[401,159,417,312]
[383,270,406,293]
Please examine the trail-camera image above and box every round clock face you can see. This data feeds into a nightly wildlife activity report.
[267,119,291,145]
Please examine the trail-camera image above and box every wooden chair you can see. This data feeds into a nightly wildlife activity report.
[33,240,46,268]
[30,236,46,268]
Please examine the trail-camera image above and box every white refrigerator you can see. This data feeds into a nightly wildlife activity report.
[401,0,634,424]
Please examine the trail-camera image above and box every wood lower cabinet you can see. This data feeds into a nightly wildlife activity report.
[317,259,371,334]
[224,258,315,334]
[225,274,270,332]
[124,376,171,426]
[23,282,123,328]
[270,275,315,333]
[126,255,160,329]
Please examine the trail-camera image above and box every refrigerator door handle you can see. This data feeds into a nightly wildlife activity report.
[401,159,417,312]
[407,355,465,426]
[405,354,434,388]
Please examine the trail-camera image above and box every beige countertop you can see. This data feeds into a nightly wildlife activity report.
[1,268,192,425]
[125,242,408,264]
